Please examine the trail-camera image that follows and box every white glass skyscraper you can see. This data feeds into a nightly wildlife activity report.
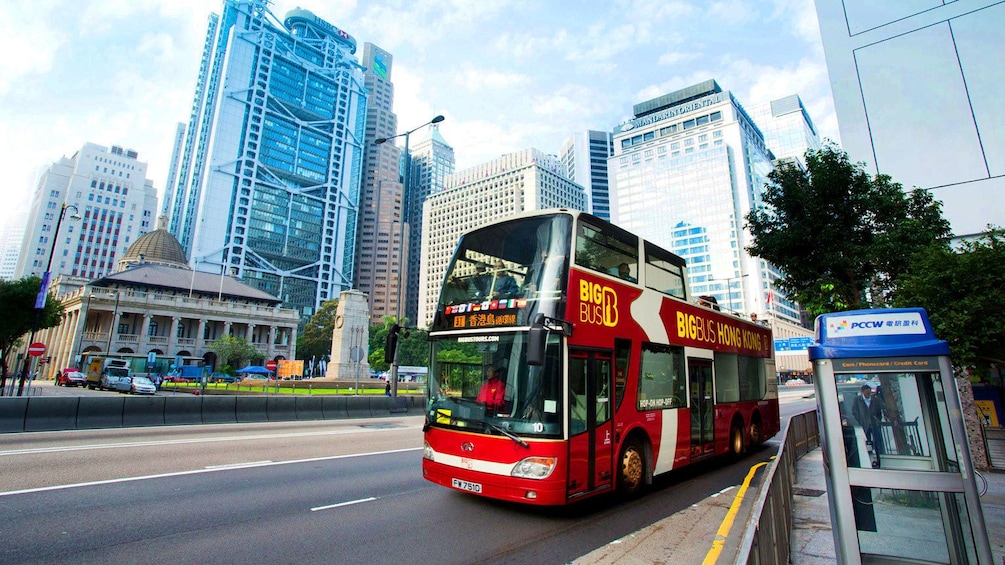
[417,149,587,327]
[814,0,1004,240]
[560,130,614,219]
[405,125,455,325]
[610,80,800,324]
[15,143,157,281]
[165,1,368,323]
[1,212,27,281]
[746,94,822,166]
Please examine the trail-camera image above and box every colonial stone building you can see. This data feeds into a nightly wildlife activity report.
[38,227,299,377]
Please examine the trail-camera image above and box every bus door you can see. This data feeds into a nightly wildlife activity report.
[689,358,715,458]
[567,349,614,498]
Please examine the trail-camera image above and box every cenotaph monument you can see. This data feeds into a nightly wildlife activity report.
[325,289,370,384]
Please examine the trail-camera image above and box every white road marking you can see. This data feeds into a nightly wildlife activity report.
[0,425,421,457]
[0,447,421,498]
[311,497,377,511]
[205,461,272,469]
[710,485,736,498]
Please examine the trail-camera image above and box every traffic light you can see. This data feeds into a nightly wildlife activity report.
[384,324,400,364]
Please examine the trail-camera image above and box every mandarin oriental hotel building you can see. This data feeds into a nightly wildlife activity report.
[609,80,799,325]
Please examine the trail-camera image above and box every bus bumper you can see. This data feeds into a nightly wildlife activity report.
[422,459,568,505]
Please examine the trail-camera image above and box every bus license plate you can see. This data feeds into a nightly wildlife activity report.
[452,478,482,493]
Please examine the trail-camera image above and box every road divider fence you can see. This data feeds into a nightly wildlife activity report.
[0,394,425,433]
[734,409,819,564]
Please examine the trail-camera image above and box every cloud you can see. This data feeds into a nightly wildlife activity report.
[768,0,824,46]
[455,68,530,91]
[658,52,701,66]
[707,0,756,26]
[0,2,67,95]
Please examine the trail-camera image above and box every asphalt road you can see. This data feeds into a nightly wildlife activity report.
[0,388,817,564]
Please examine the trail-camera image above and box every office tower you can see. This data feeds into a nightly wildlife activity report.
[417,149,587,327]
[0,211,27,280]
[560,130,614,219]
[15,143,157,281]
[166,1,367,324]
[354,42,402,324]
[404,125,455,325]
[160,122,186,218]
[814,0,1004,240]
[609,79,800,324]
[746,95,822,165]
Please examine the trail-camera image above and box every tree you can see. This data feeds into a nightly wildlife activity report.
[209,335,261,370]
[746,143,951,315]
[894,227,1005,374]
[0,277,65,393]
[296,298,339,362]
[366,316,429,371]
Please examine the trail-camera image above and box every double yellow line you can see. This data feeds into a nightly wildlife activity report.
[702,458,771,564]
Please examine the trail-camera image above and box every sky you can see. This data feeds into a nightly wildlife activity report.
[0,0,839,231]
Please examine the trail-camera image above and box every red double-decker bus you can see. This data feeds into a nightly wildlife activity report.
[422,209,778,505]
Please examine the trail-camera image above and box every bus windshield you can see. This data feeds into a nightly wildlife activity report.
[432,213,571,331]
[427,332,563,439]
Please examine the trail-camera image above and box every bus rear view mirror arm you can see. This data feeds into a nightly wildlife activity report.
[527,314,572,366]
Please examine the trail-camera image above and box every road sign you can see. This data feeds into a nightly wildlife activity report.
[265,360,278,371]
[27,342,46,357]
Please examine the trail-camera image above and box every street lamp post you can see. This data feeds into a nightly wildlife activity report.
[13,203,80,396]
[374,114,444,397]
[104,291,121,354]
[711,274,749,314]
[72,289,94,368]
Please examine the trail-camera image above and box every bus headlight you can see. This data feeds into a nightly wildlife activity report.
[511,456,557,479]
[423,441,434,461]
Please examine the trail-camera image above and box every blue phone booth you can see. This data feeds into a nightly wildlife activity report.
[809,308,992,564]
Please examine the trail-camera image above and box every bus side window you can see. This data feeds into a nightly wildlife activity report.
[575,221,638,279]
[614,338,631,411]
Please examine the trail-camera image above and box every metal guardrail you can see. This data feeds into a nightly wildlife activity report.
[735,409,819,564]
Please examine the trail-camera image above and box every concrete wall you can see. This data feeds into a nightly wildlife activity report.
[0,395,421,433]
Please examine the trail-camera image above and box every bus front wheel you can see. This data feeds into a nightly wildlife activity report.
[618,439,646,497]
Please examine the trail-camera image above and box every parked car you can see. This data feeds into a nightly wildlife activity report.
[785,377,807,386]
[114,376,157,395]
[56,370,87,387]
[209,373,240,383]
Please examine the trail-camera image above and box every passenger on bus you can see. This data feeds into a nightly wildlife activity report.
[617,262,636,282]
[490,260,519,299]
[467,263,491,299]
[476,366,506,412]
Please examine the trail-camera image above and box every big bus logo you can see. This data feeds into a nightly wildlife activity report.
[579,281,618,327]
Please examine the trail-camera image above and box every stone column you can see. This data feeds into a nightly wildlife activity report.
[138,313,152,351]
[169,317,180,352]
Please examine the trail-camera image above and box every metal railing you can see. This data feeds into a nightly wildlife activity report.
[735,409,819,564]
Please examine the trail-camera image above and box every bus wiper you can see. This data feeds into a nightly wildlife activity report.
[484,421,529,448]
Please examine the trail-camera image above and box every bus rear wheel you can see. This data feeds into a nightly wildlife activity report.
[748,415,762,446]
[618,439,646,497]
[730,422,745,457]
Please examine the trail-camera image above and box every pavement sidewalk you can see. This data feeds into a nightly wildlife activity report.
[791,449,1005,564]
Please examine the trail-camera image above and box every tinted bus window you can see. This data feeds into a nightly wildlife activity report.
[637,343,686,410]
[645,241,687,299]
[575,221,638,280]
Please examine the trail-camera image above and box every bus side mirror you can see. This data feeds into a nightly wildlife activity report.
[527,323,546,367]
[528,314,572,366]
